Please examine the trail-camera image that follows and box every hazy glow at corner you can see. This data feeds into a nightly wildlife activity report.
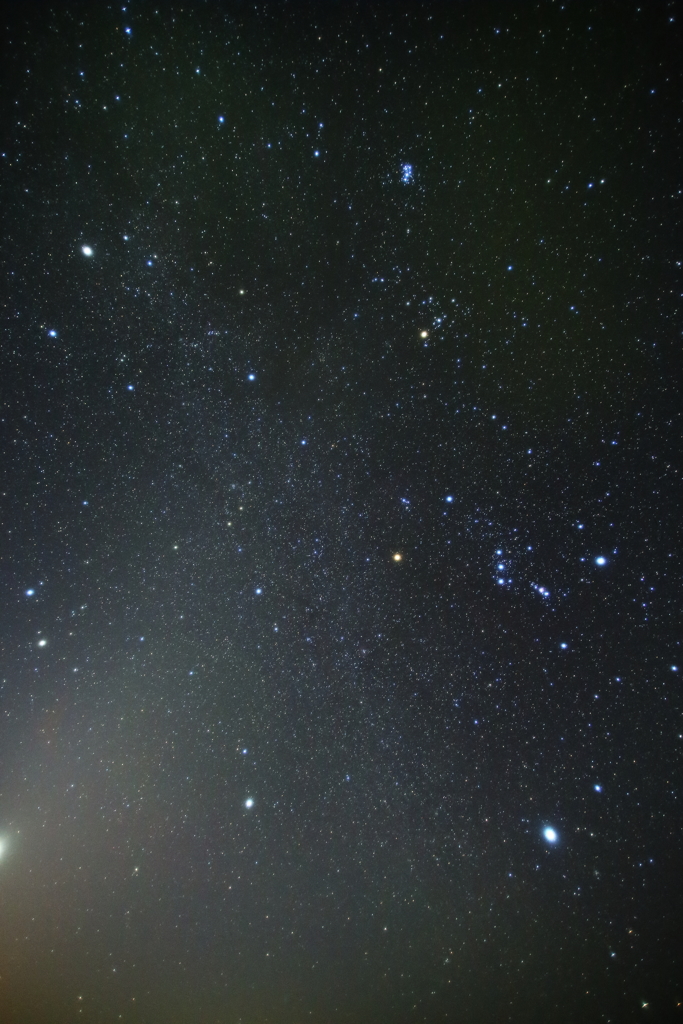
[0,839,6,858]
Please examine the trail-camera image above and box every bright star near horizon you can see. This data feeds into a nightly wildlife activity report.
[595,556,607,565]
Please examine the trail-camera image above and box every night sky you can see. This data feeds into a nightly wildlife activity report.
[1,2,682,1022]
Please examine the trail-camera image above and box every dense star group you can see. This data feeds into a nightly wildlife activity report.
[1,3,681,1024]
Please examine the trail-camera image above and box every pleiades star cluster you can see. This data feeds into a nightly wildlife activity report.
[1,2,681,1023]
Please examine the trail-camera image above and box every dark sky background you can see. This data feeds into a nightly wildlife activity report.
[1,2,682,1022]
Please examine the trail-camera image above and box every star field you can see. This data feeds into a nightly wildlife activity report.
[0,3,682,1023]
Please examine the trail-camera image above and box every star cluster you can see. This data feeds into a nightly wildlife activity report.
[0,3,681,1023]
